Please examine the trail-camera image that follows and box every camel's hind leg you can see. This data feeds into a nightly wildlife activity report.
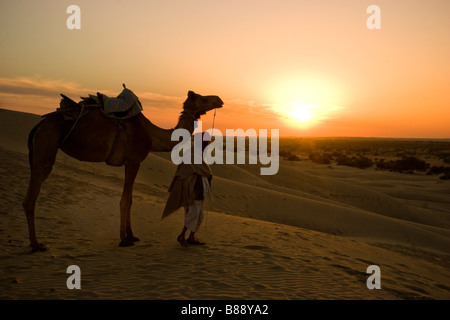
[119,161,140,247]
[23,120,61,252]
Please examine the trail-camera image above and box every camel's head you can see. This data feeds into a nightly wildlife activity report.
[183,91,223,119]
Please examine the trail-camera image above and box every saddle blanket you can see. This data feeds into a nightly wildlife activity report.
[98,88,143,119]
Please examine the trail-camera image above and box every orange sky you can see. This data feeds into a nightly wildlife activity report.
[0,0,449,138]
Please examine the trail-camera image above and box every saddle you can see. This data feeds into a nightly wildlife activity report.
[43,84,143,121]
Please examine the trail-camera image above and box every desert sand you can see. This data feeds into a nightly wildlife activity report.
[0,108,449,300]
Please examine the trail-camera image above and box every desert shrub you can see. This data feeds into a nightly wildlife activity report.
[286,154,301,161]
[375,159,387,170]
[440,171,450,180]
[436,151,450,163]
[427,166,450,175]
[336,155,352,166]
[309,152,332,164]
[332,151,343,158]
[279,149,293,158]
[376,156,429,173]
[354,156,374,169]
[398,156,429,172]
[280,149,301,161]
[336,155,373,169]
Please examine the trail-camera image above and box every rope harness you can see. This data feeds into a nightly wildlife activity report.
[202,107,218,231]
[59,102,86,147]
[211,107,217,136]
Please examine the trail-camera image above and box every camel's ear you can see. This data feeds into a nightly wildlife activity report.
[188,91,197,99]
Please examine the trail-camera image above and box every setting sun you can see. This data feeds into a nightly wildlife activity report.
[279,102,316,127]
[274,101,346,130]
[288,103,314,123]
[265,74,347,130]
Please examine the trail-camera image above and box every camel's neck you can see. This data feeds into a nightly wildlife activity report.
[145,105,198,152]
[175,110,197,133]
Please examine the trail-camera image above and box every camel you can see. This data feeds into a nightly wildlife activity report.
[22,90,223,252]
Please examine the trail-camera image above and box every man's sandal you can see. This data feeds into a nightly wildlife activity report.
[187,238,206,245]
[177,235,188,247]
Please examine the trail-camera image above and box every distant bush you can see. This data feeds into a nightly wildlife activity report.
[354,156,374,169]
[440,171,450,180]
[437,152,450,164]
[332,151,343,158]
[280,149,301,161]
[376,156,429,173]
[427,165,450,176]
[279,149,293,159]
[309,152,332,164]
[336,155,373,169]
[286,154,301,161]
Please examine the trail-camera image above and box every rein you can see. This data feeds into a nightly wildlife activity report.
[211,107,217,136]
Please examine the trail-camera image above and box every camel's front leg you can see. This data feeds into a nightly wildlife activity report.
[23,178,47,252]
[119,162,141,247]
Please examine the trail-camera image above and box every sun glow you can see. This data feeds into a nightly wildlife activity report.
[267,75,346,129]
[275,102,319,128]
[286,103,314,123]
[275,101,345,129]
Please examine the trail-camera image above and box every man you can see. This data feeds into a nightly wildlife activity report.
[162,132,213,246]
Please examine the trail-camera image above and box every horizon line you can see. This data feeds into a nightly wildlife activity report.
[1,107,449,141]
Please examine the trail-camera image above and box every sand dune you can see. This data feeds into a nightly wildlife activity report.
[0,108,449,299]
